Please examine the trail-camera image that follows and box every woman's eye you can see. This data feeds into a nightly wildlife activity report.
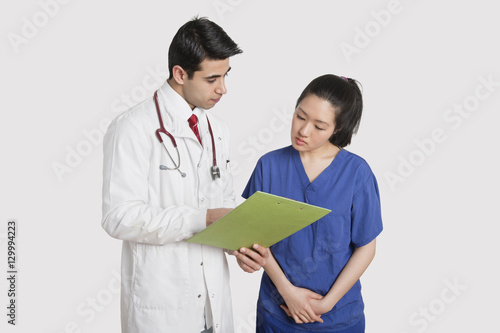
[315,126,325,131]
[296,114,305,120]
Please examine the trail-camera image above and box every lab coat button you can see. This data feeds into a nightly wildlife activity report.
[200,262,203,266]
[201,198,205,202]
[197,294,201,298]
[211,293,215,298]
[215,324,219,328]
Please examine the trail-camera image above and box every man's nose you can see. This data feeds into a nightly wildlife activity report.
[215,78,227,95]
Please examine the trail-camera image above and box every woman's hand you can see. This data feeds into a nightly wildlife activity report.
[309,298,334,316]
[280,286,324,324]
[234,244,269,273]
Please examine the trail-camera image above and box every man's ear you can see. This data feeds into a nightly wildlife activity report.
[171,65,187,85]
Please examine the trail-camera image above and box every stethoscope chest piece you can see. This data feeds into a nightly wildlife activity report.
[160,164,186,177]
[211,166,221,180]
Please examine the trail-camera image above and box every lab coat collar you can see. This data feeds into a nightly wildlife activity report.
[157,81,207,139]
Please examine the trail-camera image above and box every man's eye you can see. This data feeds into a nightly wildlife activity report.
[207,79,216,83]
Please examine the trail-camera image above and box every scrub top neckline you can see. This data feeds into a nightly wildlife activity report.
[292,146,346,190]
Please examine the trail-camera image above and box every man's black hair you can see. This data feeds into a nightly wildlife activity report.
[168,17,242,79]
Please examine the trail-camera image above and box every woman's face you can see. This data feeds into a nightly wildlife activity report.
[291,94,337,154]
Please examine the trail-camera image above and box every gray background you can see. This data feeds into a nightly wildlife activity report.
[1,0,499,332]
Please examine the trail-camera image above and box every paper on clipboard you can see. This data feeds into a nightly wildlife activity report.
[186,191,331,251]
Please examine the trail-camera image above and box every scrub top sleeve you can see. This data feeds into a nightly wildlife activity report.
[350,174,383,248]
[242,159,264,199]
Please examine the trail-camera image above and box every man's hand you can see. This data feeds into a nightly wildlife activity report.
[206,208,232,227]
[234,244,269,273]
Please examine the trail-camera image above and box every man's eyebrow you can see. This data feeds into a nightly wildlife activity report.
[203,67,232,79]
[297,107,330,125]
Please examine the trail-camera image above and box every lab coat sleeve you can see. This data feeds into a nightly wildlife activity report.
[101,113,207,245]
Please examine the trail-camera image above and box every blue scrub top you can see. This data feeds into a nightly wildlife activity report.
[243,146,383,331]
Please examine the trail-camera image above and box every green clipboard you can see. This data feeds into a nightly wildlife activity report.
[186,191,331,251]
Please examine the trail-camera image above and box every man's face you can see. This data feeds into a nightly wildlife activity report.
[181,58,231,110]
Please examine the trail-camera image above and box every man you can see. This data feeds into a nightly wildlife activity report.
[102,17,260,333]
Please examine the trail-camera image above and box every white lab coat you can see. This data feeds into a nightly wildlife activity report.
[102,82,236,333]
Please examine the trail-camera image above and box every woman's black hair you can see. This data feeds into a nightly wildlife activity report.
[168,17,242,79]
[295,74,363,148]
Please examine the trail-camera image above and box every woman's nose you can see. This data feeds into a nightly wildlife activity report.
[299,123,311,137]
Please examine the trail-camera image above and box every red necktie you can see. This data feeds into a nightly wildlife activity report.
[188,114,202,145]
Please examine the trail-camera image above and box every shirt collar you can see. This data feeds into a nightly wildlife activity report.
[156,81,207,139]
[158,81,206,122]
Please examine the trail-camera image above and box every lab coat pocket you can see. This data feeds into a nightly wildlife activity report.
[200,148,228,205]
[221,153,231,172]
[132,243,188,310]
[219,152,231,181]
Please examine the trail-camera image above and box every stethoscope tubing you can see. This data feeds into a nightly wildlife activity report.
[153,90,219,179]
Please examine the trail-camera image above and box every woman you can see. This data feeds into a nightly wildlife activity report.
[236,74,383,332]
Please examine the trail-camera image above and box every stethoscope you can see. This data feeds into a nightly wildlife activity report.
[154,90,220,180]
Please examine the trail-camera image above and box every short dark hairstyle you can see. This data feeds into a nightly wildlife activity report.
[168,17,242,79]
[296,74,363,148]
